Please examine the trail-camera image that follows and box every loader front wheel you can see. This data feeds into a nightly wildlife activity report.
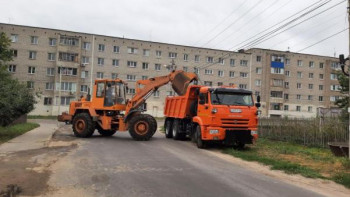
[129,114,157,141]
[72,113,95,138]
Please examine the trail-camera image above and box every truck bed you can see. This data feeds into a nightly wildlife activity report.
[164,85,201,119]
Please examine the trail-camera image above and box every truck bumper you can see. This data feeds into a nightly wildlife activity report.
[202,127,258,144]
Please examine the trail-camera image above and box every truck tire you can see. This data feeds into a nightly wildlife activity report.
[172,119,185,140]
[129,114,157,141]
[165,119,173,138]
[72,113,95,138]
[96,124,117,137]
[195,126,206,149]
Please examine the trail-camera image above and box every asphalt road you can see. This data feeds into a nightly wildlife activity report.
[47,125,324,197]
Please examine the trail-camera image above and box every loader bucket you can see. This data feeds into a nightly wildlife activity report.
[171,71,198,96]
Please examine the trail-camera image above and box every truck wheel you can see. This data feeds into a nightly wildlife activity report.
[96,124,117,137]
[129,114,157,141]
[72,113,95,138]
[172,119,185,140]
[195,126,206,149]
[165,119,173,138]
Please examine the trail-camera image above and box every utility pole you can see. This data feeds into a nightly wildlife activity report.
[347,0,350,159]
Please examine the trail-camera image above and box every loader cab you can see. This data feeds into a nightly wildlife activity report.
[93,80,127,109]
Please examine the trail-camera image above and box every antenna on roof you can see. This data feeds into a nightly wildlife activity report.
[334,48,336,57]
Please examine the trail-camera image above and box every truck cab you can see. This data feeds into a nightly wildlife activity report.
[164,85,260,148]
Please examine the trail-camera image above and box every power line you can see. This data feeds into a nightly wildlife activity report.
[297,27,348,52]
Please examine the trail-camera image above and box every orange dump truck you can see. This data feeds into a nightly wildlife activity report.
[163,85,260,148]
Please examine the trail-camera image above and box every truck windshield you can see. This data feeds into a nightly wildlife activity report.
[210,92,253,106]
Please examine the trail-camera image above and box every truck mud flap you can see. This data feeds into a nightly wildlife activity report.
[224,130,253,145]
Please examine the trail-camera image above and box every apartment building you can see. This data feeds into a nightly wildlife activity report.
[0,23,342,118]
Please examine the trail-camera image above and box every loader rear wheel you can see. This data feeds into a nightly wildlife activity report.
[165,119,173,138]
[72,113,95,138]
[195,126,206,149]
[129,114,157,141]
[96,124,117,136]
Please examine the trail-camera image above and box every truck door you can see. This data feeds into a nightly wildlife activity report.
[197,92,210,122]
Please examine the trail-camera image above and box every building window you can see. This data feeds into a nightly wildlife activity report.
[81,71,88,79]
[309,61,314,68]
[80,85,88,93]
[207,56,214,63]
[82,56,89,65]
[308,95,313,100]
[218,58,224,65]
[284,81,289,88]
[111,73,118,79]
[285,58,290,65]
[297,72,302,78]
[255,80,261,86]
[155,64,161,71]
[60,36,79,46]
[183,66,188,72]
[97,72,104,79]
[56,82,77,92]
[284,105,289,111]
[309,73,314,79]
[284,94,289,100]
[230,59,235,67]
[126,61,136,68]
[11,49,18,57]
[319,74,324,80]
[297,95,301,100]
[296,106,301,112]
[27,81,34,89]
[204,69,213,75]
[127,75,136,81]
[31,36,38,44]
[98,44,105,52]
[285,70,290,76]
[271,67,284,74]
[297,83,302,89]
[256,56,261,62]
[270,91,283,98]
[142,62,149,70]
[10,34,18,43]
[194,55,200,62]
[218,82,223,86]
[112,59,119,67]
[256,67,262,74]
[167,91,174,96]
[59,52,78,62]
[44,97,52,105]
[128,47,138,54]
[156,50,162,57]
[218,70,224,77]
[98,58,104,66]
[330,85,340,91]
[204,81,212,86]
[113,46,120,53]
[48,53,56,61]
[229,71,235,78]
[28,66,36,74]
[184,54,188,61]
[127,88,136,95]
[153,90,160,97]
[319,62,324,69]
[169,52,177,58]
[330,73,338,80]
[319,85,323,90]
[45,82,54,90]
[142,76,148,80]
[297,60,302,67]
[273,79,283,87]
[239,84,247,89]
[308,106,312,112]
[240,72,248,78]
[58,67,78,76]
[60,97,73,105]
[83,42,91,50]
[143,49,150,56]
[240,60,248,66]
[49,38,56,46]
[47,68,55,76]
[319,96,323,101]
[331,62,339,69]
[194,67,199,74]
[8,65,16,73]
[29,51,37,59]
[308,84,313,89]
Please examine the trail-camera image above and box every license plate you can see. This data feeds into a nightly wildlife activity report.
[230,109,242,113]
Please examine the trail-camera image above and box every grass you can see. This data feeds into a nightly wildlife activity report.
[0,123,40,144]
[28,115,57,120]
[223,138,350,188]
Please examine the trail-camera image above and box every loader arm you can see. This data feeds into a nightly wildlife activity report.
[125,70,197,114]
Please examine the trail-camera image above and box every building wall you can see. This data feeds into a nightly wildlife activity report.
[0,23,342,118]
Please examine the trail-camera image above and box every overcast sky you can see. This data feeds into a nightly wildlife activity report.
[0,0,348,57]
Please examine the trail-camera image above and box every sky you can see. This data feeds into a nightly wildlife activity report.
[0,0,348,57]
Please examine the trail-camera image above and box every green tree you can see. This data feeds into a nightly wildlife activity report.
[335,71,349,120]
[0,32,35,126]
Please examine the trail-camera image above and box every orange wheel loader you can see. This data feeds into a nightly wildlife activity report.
[57,70,197,141]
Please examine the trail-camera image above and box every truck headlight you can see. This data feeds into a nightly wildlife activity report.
[211,108,218,114]
[251,130,258,135]
[209,129,219,134]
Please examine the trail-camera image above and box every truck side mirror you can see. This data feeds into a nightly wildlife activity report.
[257,95,261,103]
[199,93,205,105]
[255,103,261,108]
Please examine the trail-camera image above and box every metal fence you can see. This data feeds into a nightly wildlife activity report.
[258,117,349,147]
